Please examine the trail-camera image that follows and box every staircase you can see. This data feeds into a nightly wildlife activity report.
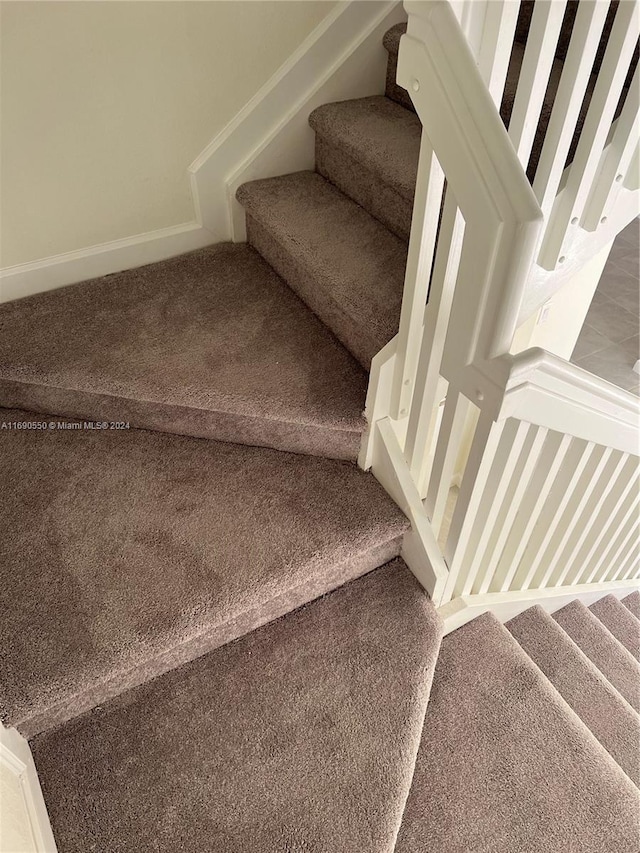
[1,2,639,851]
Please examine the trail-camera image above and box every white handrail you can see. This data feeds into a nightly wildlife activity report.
[390,0,542,422]
[362,0,639,615]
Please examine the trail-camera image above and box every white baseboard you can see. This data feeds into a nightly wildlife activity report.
[0,722,58,852]
[190,0,405,243]
[1,1,403,303]
[0,222,214,303]
[438,580,640,635]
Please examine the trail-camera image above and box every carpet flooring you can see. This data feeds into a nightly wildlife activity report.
[507,605,640,785]
[553,599,640,712]
[30,562,444,853]
[0,244,367,460]
[1,8,638,853]
[395,613,640,853]
[310,95,421,241]
[237,171,407,369]
[590,593,640,660]
[0,406,407,737]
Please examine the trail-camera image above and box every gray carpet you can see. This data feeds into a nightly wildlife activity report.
[623,590,640,618]
[30,561,444,853]
[590,594,640,661]
[507,605,640,785]
[2,9,637,852]
[237,171,407,369]
[310,95,420,240]
[553,600,640,712]
[395,613,640,853]
[0,406,407,736]
[0,244,367,460]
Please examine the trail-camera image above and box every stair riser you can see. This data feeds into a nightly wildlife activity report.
[245,215,379,370]
[385,50,414,113]
[15,534,403,738]
[316,135,412,242]
[0,379,362,462]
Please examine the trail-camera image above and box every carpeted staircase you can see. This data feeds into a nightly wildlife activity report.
[1,11,639,853]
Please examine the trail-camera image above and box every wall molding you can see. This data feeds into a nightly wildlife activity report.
[190,0,405,242]
[1,0,404,303]
[0,222,213,303]
[0,722,58,851]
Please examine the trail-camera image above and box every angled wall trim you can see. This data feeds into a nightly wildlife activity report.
[0,222,213,303]
[190,0,405,242]
[1,0,404,303]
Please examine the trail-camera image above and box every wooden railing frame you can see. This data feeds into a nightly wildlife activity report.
[361,0,640,615]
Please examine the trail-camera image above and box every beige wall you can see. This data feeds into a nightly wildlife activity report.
[0,0,336,267]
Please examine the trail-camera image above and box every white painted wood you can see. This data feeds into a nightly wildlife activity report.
[492,431,572,592]
[543,447,620,587]
[507,0,568,169]
[594,487,640,582]
[442,413,505,602]
[497,348,640,455]
[209,1,406,241]
[565,454,636,585]
[534,444,612,589]
[0,723,58,852]
[583,65,640,230]
[540,0,640,268]
[392,137,445,418]
[608,501,640,581]
[358,337,398,472]
[579,468,639,584]
[426,389,470,535]
[459,419,530,595]
[415,377,449,500]
[520,191,638,324]
[438,580,640,636]
[0,222,213,303]
[400,1,542,362]
[458,0,489,60]
[371,418,449,603]
[476,423,548,594]
[476,0,521,106]
[404,194,465,474]
[615,528,640,581]
[513,438,595,589]
[532,0,609,233]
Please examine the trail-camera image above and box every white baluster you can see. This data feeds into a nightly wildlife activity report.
[540,0,640,268]
[508,0,568,169]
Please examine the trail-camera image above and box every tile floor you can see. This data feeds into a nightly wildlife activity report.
[571,219,640,396]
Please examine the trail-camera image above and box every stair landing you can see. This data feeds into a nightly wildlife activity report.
[0,407,407,737]
[0,244,368,460]
[30,561,443,853]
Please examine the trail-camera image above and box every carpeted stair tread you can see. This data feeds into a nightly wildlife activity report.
[553,600,640,713]
[309,96,420,240]
[0,406,408,737]
[236,171,407,369]
[30,560,444,853]
[395,612,640,853]
[0,243,368,460]
[507,605,640,785]
[590,594,640,661]
[622,590,640,619]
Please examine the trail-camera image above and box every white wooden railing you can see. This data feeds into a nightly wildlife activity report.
[361,0,640,630]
